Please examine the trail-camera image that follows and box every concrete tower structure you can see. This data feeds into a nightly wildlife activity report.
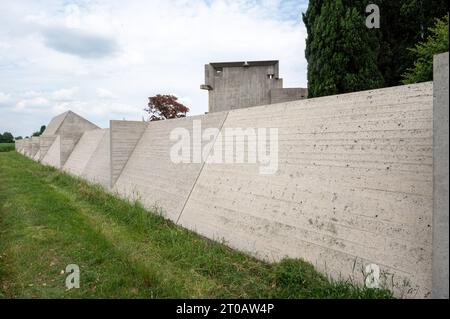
[201,60,307,113]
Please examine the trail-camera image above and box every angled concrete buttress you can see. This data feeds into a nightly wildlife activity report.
[113,112,228,222]
[110,120,148,187]
[40,111,100,168]
[39,136,58,161]
[30,136,40,158]
[81,129,111,188]
[63,129,107,177]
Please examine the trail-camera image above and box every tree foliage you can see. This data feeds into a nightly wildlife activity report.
[144,94,189,121]
[375,0,448,86]
[303,0,449,97]
[402,15,449,84]
[303,0,384,98]
[0,132,14,143]
[32,125,46,137]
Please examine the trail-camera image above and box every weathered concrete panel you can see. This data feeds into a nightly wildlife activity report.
[15,140,22,153]
[42,111,99,137]
[270,88,308,104]
[41,135,61,168]
[63,129,106,177]
[33,150,41,161]
[39,136,57,161]
[432,52,449,299]
[179,82,434,298]
[114,112,228,222]
[42,112,70,136]
[110,120,147,187]
[22,138,31,157]
[30,137,40,158]
[204,61,283,112]
[82,129,111,188]
[39,111,99,167]
[60,135,81,166]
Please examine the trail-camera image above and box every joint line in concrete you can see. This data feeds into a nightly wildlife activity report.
[176,111,230,224]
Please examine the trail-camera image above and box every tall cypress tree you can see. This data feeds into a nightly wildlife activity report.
[303,0,384,98]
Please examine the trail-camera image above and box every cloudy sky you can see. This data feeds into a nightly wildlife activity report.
[0,0,309,137]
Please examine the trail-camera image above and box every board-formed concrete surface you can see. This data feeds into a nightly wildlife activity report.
[22,138,31,157]
[30,137,40,158]
[42,112,70,136]
[63,129,107,177]
[114,112,228,222]
[432,52,449,299]
[110,120,148,187]
[15,140,22,153]
[39,111,100,168]
[33,150,41,161]
[81,129,111,188]
[178,82,434,298]
[39,136,57,161]
[42,111,99,136]
[41,135,61,168]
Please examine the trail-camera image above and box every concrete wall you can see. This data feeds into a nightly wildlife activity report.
[114,112,228,222]
[30,137,40,158]
[15,140,22,153]
[432,52,449,299]
[81,129,111,188]
[39,111,100,168]
[22,138,31,157]
[270,88,308,104]
[179,82,434,298]
[41,135,61,168]
[63,129,106,177]
[42,111,99,137]
[39,136,57,161]
[42,112,70,136]
[110,120,147,187]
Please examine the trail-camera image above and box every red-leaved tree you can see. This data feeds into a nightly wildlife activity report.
[144,94,189,121]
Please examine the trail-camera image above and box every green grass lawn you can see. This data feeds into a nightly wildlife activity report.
[0,152,392,299]
[0,143,15,152]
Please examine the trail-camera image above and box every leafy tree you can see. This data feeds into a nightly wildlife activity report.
[303,0,384,97]
[402,16,449,84]
[144,94,189,121]
[374,0,448,86]
[15,136,23,140]
[0,132,14,143]
[31,125,46,137]
[303,0,448,96]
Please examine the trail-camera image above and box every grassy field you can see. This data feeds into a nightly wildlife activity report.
[0,151,392,299]
[0,143,15,152]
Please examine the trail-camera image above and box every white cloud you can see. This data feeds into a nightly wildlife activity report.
[15,97,50,111]
[0,0,308,136]
[51,87,79,101]
[96,88,117,99]
[0,92,11,104]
